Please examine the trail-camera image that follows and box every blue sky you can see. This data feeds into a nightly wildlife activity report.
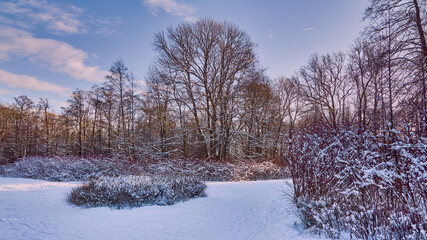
[0,0,367,111]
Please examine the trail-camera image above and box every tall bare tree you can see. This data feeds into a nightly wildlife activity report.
[365,0,427,136]
[152,18,258,160]
[300,52,352,130]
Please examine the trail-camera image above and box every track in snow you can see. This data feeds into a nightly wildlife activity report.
[0,177,320,240]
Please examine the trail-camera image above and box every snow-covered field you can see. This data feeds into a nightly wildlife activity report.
[0,177,320,240]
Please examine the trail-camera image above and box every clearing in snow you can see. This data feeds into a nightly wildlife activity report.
[0,177,320,240]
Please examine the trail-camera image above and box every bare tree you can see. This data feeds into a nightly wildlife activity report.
[365,0,427,136]
[152,18,258,160]
[276,76,306,163]
[66,90,88,156]
[37,98,50,155]
[105,59,130,155]
[300,52,352,130]
[12,95,34,158]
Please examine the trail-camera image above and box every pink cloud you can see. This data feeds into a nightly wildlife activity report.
[0,26,107,83]
[0,70,68,95]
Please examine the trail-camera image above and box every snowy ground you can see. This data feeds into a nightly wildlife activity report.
[0,177,321,240]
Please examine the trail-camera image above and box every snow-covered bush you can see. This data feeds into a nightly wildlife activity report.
[66,175,206,208]
[234,160,288,180]
[290,129,427,239]
[144,158,288,181]
[0,156,288,182]
[0,156,132,181]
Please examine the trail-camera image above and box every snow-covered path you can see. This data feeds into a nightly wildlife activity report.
[0,177,320,240]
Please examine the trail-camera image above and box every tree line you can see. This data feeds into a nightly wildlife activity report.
[0,0,426,164]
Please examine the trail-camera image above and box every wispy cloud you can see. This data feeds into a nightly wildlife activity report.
[50,99,69,109]
[0,25,107,82]
[143,0,196,20]
[92,17,122,36]
[0,89,12,95]
[183,16,197,23]
[268,29,274,39]
[0,70,68,94]
[304,27,315,31]
[0,0,120,36]
[0,0,84,34]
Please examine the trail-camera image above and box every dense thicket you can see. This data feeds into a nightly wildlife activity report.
[291,130,426,239]
[0,156,288,182]
[288,1,427,238]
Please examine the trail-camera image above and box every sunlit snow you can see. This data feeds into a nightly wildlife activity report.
[0,177,320,240]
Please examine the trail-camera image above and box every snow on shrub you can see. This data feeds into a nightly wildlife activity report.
[236,161,287,180]
[146,159,288,181]
[0,156,288,182]
[290,129,427,239]
[0,156,130,181]
[66,175,206,208]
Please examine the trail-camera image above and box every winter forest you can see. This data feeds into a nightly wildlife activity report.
[0,0,426,239]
